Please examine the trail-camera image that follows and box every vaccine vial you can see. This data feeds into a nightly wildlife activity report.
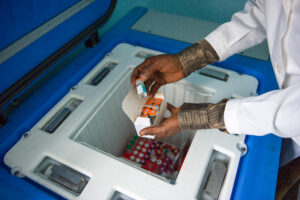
[136,79,147,98]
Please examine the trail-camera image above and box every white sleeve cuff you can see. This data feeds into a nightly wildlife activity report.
[224,99,241,134]
[205,31,230,61]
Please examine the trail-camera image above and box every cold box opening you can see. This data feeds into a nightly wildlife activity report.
[72,71,214,183]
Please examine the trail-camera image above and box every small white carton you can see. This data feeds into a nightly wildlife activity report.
[122,88,167,139]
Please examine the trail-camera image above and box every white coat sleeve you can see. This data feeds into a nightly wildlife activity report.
[225,82,300,142]
[205,0,266,61]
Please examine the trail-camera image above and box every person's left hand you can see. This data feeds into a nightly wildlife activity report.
[140,103,181,138]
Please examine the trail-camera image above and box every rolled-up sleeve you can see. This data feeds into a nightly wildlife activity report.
[205,0,266,61]
[224,82,300,146]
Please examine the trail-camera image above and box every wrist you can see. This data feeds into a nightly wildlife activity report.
[178,103,210,130]
[176,39,220,77]
[178,99,228,131]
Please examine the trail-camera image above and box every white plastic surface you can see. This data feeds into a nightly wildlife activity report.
[4,43,258,200]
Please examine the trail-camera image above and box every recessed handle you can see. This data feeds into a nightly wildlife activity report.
[89,62,117,86]
[91,67,111,85]
[42,98,82,133]
[135,51,156,59]
[197,150,230,200]
[199,68,229,82]
[35,157,90,195]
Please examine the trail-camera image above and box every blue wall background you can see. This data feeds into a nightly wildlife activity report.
[99,0,247,35]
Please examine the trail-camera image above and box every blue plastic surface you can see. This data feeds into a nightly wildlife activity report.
[0,0,111,95]
[0,7,281,200]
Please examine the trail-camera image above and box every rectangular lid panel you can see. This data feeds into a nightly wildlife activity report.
[0,0,111,95]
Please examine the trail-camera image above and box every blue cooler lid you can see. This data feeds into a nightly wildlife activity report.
[0,0,114,106]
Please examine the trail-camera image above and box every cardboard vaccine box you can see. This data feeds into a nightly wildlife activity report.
[122,88,167,138]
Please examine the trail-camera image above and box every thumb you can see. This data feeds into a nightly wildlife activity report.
[140,126,163,137]
[167,103,177,113]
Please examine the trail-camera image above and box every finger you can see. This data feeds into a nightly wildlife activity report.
[162,118,167,122]
[167,103,176,113]
[144,79,153,93]
[149,82,161,97]
[140,125,164,137]
[131,59,150,86]
[131,67,142,86]
[157,117,180,138]
[139,58,158,82]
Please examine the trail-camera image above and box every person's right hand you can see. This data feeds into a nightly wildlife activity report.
[131,54,185,96]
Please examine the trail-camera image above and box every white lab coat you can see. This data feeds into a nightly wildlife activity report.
[205,0,300,164]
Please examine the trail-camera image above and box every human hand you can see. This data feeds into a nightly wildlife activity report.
[140,103,181,138]
[131,54,185,96]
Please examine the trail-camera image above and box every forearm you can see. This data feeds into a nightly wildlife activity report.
[178,99,228,132]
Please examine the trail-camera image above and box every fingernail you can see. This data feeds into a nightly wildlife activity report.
[140,74,147,81]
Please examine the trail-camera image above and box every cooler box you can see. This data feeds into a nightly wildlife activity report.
[0,1,281,200]
[5,43,258,199]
